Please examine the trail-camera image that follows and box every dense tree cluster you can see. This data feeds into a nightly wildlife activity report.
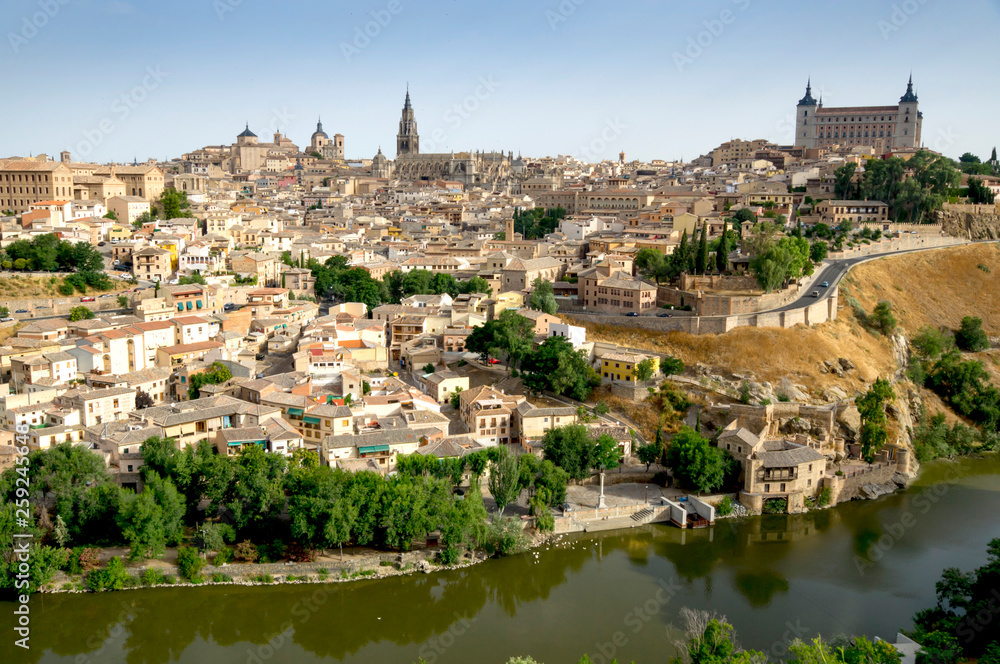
[664,427,736,494]
[511,206,567,240]
[188,362,233,400]
[541,424,622,480]
[0,436,555,590]
[0,234,105,273]
[833,151,963,223]
[906,539,1000,664]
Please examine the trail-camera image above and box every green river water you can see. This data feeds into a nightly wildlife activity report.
[4,455,999,664]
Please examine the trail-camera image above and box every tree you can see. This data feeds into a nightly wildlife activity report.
[715,220,729,273]
[450,387,463,410]
[635,247,666,283]
[664,427,733,494]
[118,486,168,560]
[528,278,558,315]
[52,515,69,548]
[856,378,895,464]
[157,189,193,219]
[135,389,154,409]
[671,608,767,664]
[955,316,989,352]
[487,446,521,516]
[68,306,95,322]
[117,295,129,308]
[103,211,118,220]
[677,229,692,274]
[967,177,996,205]
[541,424,620,480]
[660,356,685,377]
[635,358,656,382]
[695,224,709,275]
[834,162,858,199]
[179,272,207,285]
[422,363,436,374]
[869,301,897,336]
[222,445,288,533]
[521,336,600,401]
[636,443,661,471]
[810,241,828,264]
[188,362,233,400]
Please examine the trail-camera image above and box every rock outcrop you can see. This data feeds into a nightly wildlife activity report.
[935,208,1000,240]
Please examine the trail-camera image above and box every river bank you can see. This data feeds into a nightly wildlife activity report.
[5,454,998,664]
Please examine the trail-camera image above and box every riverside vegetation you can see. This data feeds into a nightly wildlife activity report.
[0,424,631,593]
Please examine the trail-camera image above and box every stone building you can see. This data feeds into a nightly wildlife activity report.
[392,89,513,189]
[795,76,923,152]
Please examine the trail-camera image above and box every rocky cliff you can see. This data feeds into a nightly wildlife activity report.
[935,209,1000,240]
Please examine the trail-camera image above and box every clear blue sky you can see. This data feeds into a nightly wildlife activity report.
[3,0,997,164]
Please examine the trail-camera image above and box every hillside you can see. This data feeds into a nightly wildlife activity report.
[843,243,1000,334]
[569,243,999,396]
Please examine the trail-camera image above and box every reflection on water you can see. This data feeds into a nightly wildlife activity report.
[4,455,998,664]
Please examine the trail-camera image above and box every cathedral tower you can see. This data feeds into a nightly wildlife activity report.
[396,88,419,156]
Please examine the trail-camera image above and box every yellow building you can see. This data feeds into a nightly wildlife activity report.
[600,353,660,384]
[109,225,135,242]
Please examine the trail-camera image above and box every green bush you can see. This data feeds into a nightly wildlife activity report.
[482,518,529,557]
[176,546,205,582]
[817,487,832,507]
[717,496,734,517]
[213,547,232,566]
[763,498,787,514]
[955,316,989,352]
[88,556,130,592]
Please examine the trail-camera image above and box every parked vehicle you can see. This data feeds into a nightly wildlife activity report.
[15,309,28,314]
[625,312,639,317]
[99,293,113,298]
[80,296,95,302]
[97,242,106,246]
[657,313,672,318]
[0,317,13,322]
[488,358,501,365]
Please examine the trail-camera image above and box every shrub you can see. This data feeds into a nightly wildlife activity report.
[868,301,897,336]
[140,567,164,586]
[776,392,791,403]
[651,471,671,487]
[482,517,529,557]
[252,574,274,584]
[211,573,231,583]
[88,556,130,592]
[817,487,832,507]
[762,498,787,514]
[717,496,733,517]
[213,547,232,566]
[176,546,205,582]
[955,316,989,352]
[233,540,258,563]
[58,283,75,296]
[738,382,752,405]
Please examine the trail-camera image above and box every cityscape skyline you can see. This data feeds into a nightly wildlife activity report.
[3,0,998,164]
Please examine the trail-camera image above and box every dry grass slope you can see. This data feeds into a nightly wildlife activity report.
[567,244,1000,402]
[843,243,1000,335]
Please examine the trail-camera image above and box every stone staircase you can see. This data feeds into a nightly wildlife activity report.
[630,508,654,522]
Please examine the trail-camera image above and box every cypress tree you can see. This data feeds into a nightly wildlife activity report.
[716,220,729,274]
[677,230,690,275]
[696,225,708,275]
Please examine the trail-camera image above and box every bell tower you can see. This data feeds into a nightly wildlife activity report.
[396,87,419,156]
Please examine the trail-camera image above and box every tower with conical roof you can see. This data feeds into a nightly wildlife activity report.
[396,87,419,156]
[794,79,819,148]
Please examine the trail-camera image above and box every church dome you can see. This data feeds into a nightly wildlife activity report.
[312,119,328,140]
[238,123,257,138]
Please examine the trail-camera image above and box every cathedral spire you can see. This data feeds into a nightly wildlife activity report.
[798,78,817,106]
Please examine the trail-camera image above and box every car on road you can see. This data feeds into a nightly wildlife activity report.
[99,293,113,298]
[624,312,640,317]
[15,309,28,314]
[97,242,106,246]
[488,358,501,365]
[657,313,672,318]
[820,281,829,288]
[224,303,235,311]
[810,290,820,298]
[80,296,95,302]
[0,317,13,322]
